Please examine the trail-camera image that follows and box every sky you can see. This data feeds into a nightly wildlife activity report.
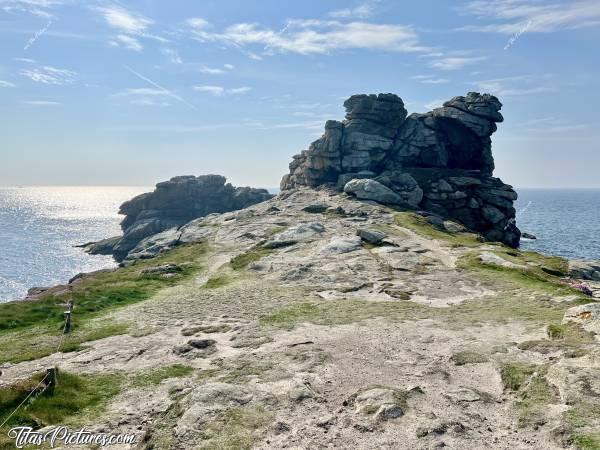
[0,0,599,189]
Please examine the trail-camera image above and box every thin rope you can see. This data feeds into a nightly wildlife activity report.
[0,374,49,428]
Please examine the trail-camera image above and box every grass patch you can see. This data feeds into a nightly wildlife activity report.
[570,433,600,450]
[0,371,122,441]
[230,247,274,270]
[517,372,556,427]
[500,362,537,391]
[517,323,596,355]
[567,402,600,429]
[450,351,489,366]
[0,243,208,333]
[199,406,273,450]
[393,212,481,248]
[264,226,287,237]
[204,275,231,289]
[132,364,194,387]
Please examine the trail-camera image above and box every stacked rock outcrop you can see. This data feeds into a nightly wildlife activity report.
[87,175,273,261]
[281,92,520,247]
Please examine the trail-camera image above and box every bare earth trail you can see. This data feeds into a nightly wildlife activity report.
[1,189,599,449]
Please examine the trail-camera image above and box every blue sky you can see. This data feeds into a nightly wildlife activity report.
[0,0,599,188]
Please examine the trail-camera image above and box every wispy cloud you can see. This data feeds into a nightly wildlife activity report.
[521,117,587,133]
[459,0,600,34]
[0,0,67,18]
[0,80,16,88]
[187,18,430,55]
[193,85,252,96]
[429,55,487,71]
[122,65,197,110]
[470,74,556,96]
[329,1,379,19]
[113,88,171,106]
[23,19,52,50]
[97,5,152,34]
[411,74,450,84]
[161,47,182,64]
[21,100,61,105]
[109,34,142,51]
[96,5,167,51]
[20,64,76,85]
[199,64,235,75]
[424,99,446,110]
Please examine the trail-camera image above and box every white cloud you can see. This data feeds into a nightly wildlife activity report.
[429,56,487,71]
[193,85,251,96]
[161,47,182,64]
[199,66,225,75]
[0,0,67,18]
[21,100,61,105]
[20,65,76,85]
[109,34,143,51]
[411,75,450,84]
[470,74,556,96]
[199,64,236,75]
[113,88,171,106]
[0,80,16,87]
[97,5,152,34]
[15,57,36,63]
[186,17,210,29]
[424,99,445,110]
[329,1,378,19]
[521,117,587,133]
[188,18,430,55]
[459,0,600,34]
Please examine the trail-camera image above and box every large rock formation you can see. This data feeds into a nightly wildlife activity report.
[87,175,273,261]
[281,92,520,247]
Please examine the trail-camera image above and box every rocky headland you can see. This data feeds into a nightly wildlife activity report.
[0,93,599,450]
[84,175,273,262]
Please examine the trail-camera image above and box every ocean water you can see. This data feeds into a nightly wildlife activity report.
[0,187,598,303]
[0,187,147,303]
[515,189,600,261]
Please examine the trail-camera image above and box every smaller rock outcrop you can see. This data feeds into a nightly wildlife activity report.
[86,175,273,261]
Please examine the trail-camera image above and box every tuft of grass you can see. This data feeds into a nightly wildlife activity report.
[230,247,274,270]
[501,362,537,391]
[132,364,194,387]
[517,373,556,427]
[199,406,273,450]
[570,433,600,450]
[0,371,122,432]
[264,226,287,237]
[204,275,231,289]
[450,351,489,366]
[517,323,596,355]
[393,212,481,248]
[567,402,600,429]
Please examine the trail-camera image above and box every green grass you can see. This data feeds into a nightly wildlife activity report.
[132,364,194,387]
[517,322,596,355]
[199,406,273,450]
[0,243,207,333]
[0,243,208,364]
[264,226,287,237]
[500,362,537,391]
[517,373,555,427]
[0,371,122,447]
[567,402,600,429]
[393,212,482,248]
[570,433,600,450]
[230,247,274,270]
[204,275,231,289]
[450,351,489,366]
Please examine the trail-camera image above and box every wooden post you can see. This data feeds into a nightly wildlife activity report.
[63,311,72,334]
[45,367,58,394]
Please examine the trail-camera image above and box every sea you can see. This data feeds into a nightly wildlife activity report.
[0,187,598,303]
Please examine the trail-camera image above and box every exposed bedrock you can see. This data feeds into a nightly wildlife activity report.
[86,175,273,261]
[280,92,520,247]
